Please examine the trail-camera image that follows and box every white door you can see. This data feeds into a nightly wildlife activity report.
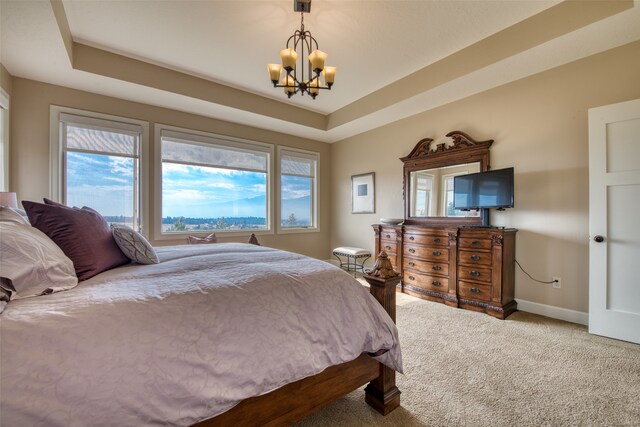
[588,98,640,344]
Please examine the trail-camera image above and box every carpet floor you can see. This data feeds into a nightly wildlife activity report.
[296,293,640,427]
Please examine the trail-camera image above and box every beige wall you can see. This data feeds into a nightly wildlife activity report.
[1,64,13,95]
[9,78,332,259]
[330,41,640,313]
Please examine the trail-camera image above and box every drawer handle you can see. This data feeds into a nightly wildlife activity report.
[470,271,480,277]
[471,241,479,245]
[434,238,441,243]
[385,234,391,238]
[385,245,392,250]
[432,265,441,271]
[408,262,415,267]
[409,236,415,241]
[432,251,441,256]
[409,248,415,253]
[470,255,481,261]
[409,275,415,281]
[470,287,480,294]
[432,281,441,287]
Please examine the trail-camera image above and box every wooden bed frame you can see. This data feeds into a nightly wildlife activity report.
[194,251,402,426]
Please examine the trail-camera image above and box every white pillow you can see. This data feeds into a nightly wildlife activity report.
[111,224,159,265]
[0,206,30,225]
[0,222,78,299]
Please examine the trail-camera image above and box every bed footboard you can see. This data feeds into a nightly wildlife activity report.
[195,251,400,426]
[363,251,402,415]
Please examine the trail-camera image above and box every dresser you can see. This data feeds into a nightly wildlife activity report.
[373,224,517,319]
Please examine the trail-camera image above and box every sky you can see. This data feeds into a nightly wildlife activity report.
[66,152,311,220]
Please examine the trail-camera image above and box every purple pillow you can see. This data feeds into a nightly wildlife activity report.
[22,201,129,281]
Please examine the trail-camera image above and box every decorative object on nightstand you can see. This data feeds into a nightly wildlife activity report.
[333,246,372,277]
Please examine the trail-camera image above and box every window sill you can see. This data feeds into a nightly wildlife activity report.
[154,229,274,241]
[277,227,320,235]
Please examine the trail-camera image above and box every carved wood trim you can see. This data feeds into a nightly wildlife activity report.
[400,131,493,162]
[401,131,492,226]
[490,234,504,246]
[401,283,459,303]
[247,233,260,245]
[402,137,434,160]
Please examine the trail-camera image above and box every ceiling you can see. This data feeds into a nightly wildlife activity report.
[1,1,639,143]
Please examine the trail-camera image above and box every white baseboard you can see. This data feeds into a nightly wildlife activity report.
[516,299,588,325]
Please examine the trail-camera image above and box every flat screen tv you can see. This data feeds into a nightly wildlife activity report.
[453,167,514,211]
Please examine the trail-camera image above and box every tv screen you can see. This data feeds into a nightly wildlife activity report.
[453,167,514,210]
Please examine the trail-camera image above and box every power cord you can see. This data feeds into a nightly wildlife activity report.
[514,259,558,284]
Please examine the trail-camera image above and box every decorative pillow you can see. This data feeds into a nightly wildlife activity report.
[111,224,159,265]
[0,206,30,225]
[187,233,218,244]
[22,201,129,281]
[0,222,78,299]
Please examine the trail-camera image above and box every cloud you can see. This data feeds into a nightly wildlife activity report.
[103,176,129,184]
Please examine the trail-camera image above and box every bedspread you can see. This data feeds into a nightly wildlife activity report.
[0,243,402,426]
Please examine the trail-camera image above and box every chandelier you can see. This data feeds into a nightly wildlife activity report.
[267,0,336,99]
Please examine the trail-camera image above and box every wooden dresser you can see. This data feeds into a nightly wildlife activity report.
[373,224,517,319]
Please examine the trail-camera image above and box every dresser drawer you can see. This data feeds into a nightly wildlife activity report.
[404,232,448,247]
[459,250,492,266]
[458,237,492,250]
[458,265,492,283]
[380,228,397,241]
[380,241,397,253]
[404,244,449,262]
[458,281,492,302]
[403,272,448,293]
[403,258,449,276]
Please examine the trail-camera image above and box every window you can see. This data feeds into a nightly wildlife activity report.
[279,148,318,231]
[157,127,273,236]
[0,89,9,191]
[51,108,148,231]
[442,172,479,217]
[411,172,433,217]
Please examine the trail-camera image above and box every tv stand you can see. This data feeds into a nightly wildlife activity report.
[481,208,490,226]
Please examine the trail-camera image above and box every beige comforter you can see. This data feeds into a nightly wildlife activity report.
[0,243,402,426]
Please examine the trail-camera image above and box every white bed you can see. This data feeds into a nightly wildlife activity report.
[0,243,402,426]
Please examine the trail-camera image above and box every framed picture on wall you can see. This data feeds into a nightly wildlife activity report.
[351,172,375,214]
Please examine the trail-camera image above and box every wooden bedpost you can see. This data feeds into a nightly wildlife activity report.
[363,251,401,415]
[247,233,260,245]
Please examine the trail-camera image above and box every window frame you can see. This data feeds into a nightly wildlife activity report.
[154,123,275,240]
[277,146,320,234]
[49,106,150,234]
[0,88,9,192]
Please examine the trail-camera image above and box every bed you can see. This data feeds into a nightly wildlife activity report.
[0,239,402,426]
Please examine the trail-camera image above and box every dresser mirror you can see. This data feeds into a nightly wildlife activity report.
[401,131,493,225]
[409,162,481,217]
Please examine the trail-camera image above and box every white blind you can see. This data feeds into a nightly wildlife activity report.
[161,131,269,173]
[61,113,141,157]
[281,150,317,178]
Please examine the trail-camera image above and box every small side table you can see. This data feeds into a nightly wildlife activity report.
[332,246,372,276]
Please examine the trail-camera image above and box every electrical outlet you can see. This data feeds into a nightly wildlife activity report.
[552,277,561,289]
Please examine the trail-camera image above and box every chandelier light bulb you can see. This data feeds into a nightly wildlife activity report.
[279,48,298,70]
[267,64,283,83]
